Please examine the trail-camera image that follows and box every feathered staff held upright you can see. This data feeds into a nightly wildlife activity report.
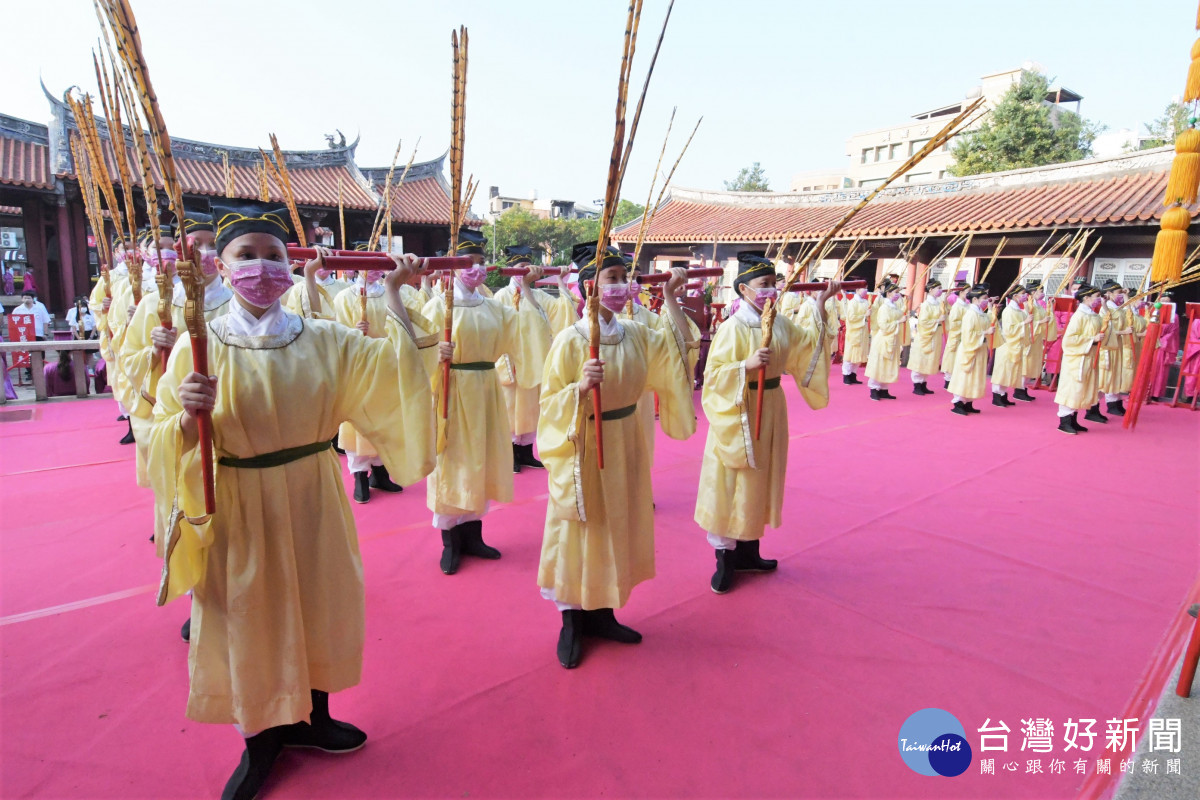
[97,0,214,516]
[444,26,469,428]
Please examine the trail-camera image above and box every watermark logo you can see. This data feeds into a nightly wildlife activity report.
[898,708,973,777]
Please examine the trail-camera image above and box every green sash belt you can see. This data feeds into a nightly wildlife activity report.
[590,403,638,421]
[218,440,332,469]
[747,376,782,390]
[450,362,496,371]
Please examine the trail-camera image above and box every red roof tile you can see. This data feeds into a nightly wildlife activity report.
[384,176,456,226]
[613,170,1170,244]
[0,135,53,190]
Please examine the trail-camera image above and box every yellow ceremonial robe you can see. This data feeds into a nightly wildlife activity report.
[1053,306,1102,410]
[1097,304,1123,395]
[695,307,829,541]
[107,277,157,416]
[842,296,871,364]
[949,305,990,400]
[283,277,351,321]
[88,268,128,364]
[149,311,435,732]
[332,286,391,459]
[1118,306,1138,393]
[822,296,841,359]
[1025,301,1057,381]
[990,303,1031,389]
[941,300,966,376]
[1126,310,1148,391]
[491,282,575,439]
[537,314,696,609]
[865,299,904,384]
[906,296,946,376]
[422,292,549,515]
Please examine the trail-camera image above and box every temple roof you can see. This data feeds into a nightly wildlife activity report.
[612,149,1175,244]
[0,114,54,191]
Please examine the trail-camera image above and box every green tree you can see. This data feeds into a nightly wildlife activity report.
[1140,101,1191,149]
[948,72,1103,177]
[724,162,770,191]
[612,199,646,227]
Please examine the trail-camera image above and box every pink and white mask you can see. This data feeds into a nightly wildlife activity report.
[1089,296,1103,311]
[599,282,634,312]
[752,287,779,310]
[227,259,293,308]
[459,266,487,289]
[145,248,178,270]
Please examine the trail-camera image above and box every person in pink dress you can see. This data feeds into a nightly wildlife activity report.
[43,351,79,397]
[1150,292,1180,401]
[1182,312,1200,402]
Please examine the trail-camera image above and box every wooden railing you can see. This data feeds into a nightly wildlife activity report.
[0,340,103,403]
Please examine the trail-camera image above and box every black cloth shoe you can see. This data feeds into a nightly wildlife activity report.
[1188,603,1198,619]
[733,539,778,572]
[1014,388,1036,402]
[1106,400,1126,417]
[512,443,522,474]
[517,443,545,469]
[711,549,735,594]
[944,378,951,389]
[181,618,191,642]
[1084,404,1108,424]
[869,388,880,401]
[221,728,283,800]
[848,373,862,385]
[951,401,969,416]
[119,418,135,445]
[368,464,403,492]
[280,690,367,753]
[965,402,981,414]
[557,610,583,669]
[459,520,500,559]
[1057,416,1078,435]
[878,389,896,400]
[992,393,1012,407]
[842,373,855,385]
[352,471,370,504]
[912,383,934,396]
[1070,413,1089,433]
[331,435,344,455]
[583,608,642,643]
[440,526,462,575]
[117,414,128,421]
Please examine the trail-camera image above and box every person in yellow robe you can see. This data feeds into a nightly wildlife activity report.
[107,232,162,444]
[148,201,436,800]
[537,246,696,669]
[1126,299,1149,395]
[940,281,970,388]
[989,284,1033,407]
[841,285,871,385]
[865,278,904,400]
[1096,279,1129,417]
[89,235,133,431]
[949,284,994,415]
[283,262,350,320]
[1106,285,1139,416]
[422,228,551,574]
[490,245,577,473]
[328,264,409,502]
[1053,284,1107,433]
[1021,281,1056,399]
[905,278,946,396]
[695,253,835,595]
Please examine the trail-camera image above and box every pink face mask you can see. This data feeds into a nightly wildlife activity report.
[316,268,331,280]
[752,287,778,310]
[947,294,958,305]
[366,270,385,284]
[196,248,218,278]
[146,248,178,270]
[599,282,633,312]
[228,259,293,309]
[459,266,487,289]
[1089,297,1103,311]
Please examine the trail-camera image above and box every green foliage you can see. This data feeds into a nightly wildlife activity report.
[612,199,646,227]
[724,162,770,192]
[948,72,1103,177]
[484,200,644,272]
[1140,101,1191,149]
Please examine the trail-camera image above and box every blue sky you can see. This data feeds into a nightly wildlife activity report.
[2,0,1193,207]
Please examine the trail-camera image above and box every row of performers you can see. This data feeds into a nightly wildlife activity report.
[778,274,1181,435]
[87,200,848,800]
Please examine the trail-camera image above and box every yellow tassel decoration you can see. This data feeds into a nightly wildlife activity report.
[1151,205,1190,282]
[1186,38,1200,102]
[1164,128,1200,205]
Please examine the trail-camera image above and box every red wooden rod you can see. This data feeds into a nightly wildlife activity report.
[786,280,866,292]
[287,251,474,271]
[494,266,566,276]
[636,267,725,284]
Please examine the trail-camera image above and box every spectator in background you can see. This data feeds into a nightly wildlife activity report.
[11,292,50,340]
[65,297,96,339]
[44,350,80,397]
[3,267,14,295]
[21,269,37,294]
[93,356,108,394]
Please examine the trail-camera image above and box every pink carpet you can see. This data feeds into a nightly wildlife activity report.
[1,384,1196,800]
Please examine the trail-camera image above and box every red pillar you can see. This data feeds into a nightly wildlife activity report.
[55,199,76,312]
[21,199,47,296]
